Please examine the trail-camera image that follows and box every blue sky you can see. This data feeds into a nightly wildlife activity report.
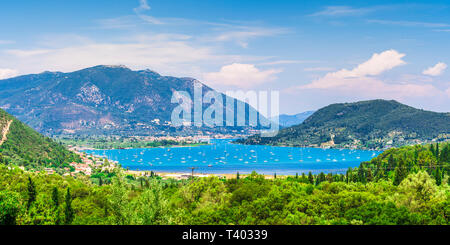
[0,0,449,114]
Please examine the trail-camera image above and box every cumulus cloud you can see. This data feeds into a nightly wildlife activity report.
[0,68,19,79]
[333,49,406,78]
[300,49,406,89]
[295,50,446,99]
[204,63,281,88]
[423,62,447,76]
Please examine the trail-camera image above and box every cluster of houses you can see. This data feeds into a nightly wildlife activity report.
[39,149,116,176]
[69,162,92,176]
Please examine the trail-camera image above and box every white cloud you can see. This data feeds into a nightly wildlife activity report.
[368,19,450,28]
[446,88,450,97]
[309,6,374,17]
[214,27,287,48]
[0,38,238,78]
[134,0,151,12]
[301,50,406,90]
[422,62,447,76]
[304,67,335,72]
[132,0,164,25]
[0,68,19,79]
[0,40,15,45]
[295,50,446,99]
[333,49,406,78]
[259,60,319,66]
[5,49,52,57]
[204,63,281,88]
[433,29,450,32]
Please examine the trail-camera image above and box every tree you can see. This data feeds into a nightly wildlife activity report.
[346,168,352,183]
[439,145,449,163]
[130,179,170,225]
[109,170,130,225]
[301,173,307,183]
[358,165,366,183]
[52,187,61,225]
[396,171,440,212]
[316,172,326,185]
[435,143,439,159]
[308,172,314,185]
[430,144,435,157]
[434,168,442,186]
[236,172,240,180]
[26,177,36,209]
[367,168,373,182]
[52,187,59,208]
[388,154,396,171]
[0,191,20,225]
[64,188,74,224]
[394,158,408,186]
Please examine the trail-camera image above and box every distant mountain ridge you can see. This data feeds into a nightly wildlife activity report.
[275,111,315,127]
[0,65,266,136]
[237,100,450,150]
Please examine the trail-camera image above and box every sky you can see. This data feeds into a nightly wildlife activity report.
[0,0,449,114]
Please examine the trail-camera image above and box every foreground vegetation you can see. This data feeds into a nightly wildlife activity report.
[1,142,449,225]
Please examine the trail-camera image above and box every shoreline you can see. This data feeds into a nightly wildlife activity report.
[125,170,279,180]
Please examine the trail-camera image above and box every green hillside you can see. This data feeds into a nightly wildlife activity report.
[0,109,81,170]
[238,100,450,149]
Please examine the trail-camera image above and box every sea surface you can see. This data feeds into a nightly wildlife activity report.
[82,139,382,175]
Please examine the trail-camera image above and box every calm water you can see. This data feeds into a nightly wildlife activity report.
[83,139,382,175]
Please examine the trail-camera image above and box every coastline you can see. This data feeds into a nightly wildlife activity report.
[125,170,278,180]
[78,140,382,178]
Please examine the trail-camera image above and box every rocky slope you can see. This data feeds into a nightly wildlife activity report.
[0,65,266,136]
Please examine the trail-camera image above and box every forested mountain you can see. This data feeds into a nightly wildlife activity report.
[0,65,266,136]
[0,109,80,170]
[275,111,315,127]
[238,100,450,150]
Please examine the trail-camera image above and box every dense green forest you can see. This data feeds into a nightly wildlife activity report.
[1,142,448,225]
[0,109,81,170]
[238,100,450,150]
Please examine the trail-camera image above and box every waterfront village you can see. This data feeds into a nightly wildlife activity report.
[27,135,244,180]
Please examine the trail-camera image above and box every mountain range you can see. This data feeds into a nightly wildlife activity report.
[0,65,266,136]
[237,100,450,150]
[274,111,315,128]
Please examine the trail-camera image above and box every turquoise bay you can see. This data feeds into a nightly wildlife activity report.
[83,139,382,175]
